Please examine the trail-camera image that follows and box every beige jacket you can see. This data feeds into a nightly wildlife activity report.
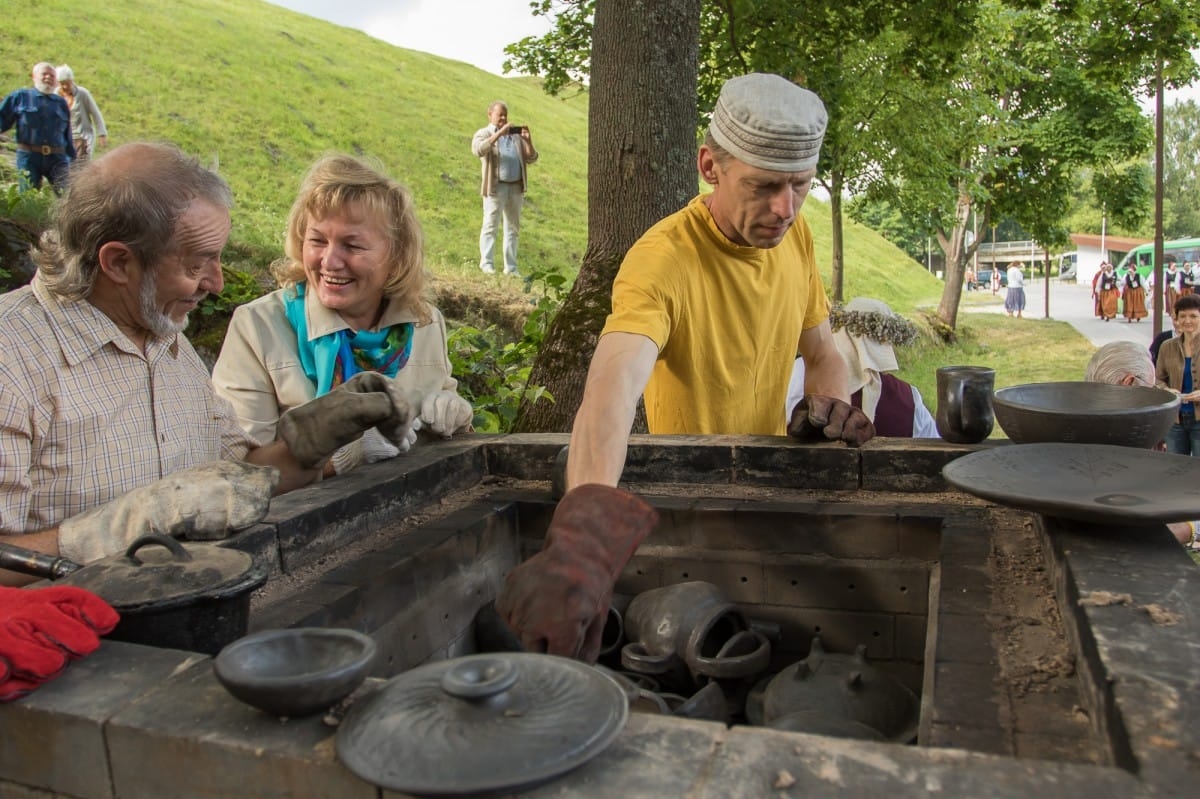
[211,287,458,445]
[1155,335,1200,420]
[471,124,539,196]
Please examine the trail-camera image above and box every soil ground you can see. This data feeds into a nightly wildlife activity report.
[987,506,1100,763]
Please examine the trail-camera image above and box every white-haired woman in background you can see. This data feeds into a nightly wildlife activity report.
[1084,341,1156,388]
[54,65,107,161]
[1085,340,1197,548]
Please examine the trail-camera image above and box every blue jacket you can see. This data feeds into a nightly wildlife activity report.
[0,88,76,157]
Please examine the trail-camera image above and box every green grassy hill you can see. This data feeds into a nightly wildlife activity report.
[1,0,943,308]
[2,0,1099,412]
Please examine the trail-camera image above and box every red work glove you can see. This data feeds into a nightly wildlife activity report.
[495,485,659,663]
[0,585,119,702]
[788,395,876,447]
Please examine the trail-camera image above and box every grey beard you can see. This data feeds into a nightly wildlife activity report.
[138,270,189,339]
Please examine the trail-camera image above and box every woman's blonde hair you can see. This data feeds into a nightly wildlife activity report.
[273,153,429,323]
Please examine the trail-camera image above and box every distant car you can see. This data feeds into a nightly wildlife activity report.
[973,268,1008,290]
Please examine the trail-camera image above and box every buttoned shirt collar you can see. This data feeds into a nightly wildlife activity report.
[32,274,180,365]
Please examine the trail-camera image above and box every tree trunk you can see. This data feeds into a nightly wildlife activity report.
[829,171,845,303]
[934,187,974,330]
[513,0,701,433]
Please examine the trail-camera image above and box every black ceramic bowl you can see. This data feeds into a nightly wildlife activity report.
[214,627,377,718]
[992,382,1179,449]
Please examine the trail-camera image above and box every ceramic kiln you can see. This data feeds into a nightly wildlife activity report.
[4,433,1195,798]
[249,434,1102,765]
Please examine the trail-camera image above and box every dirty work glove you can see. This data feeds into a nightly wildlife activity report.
[495,485,659,663]
[278,372,418,468]
[57,461,279,564]
[330,423,420,475]
[420,390,473,438]
[788,394,876,447]
[0,585,119,702]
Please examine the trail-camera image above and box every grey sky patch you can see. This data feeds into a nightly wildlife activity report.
[264,0,552,75]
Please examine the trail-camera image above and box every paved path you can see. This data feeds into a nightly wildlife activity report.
[962,278,1168,348]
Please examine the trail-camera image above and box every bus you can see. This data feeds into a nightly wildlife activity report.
[1115,237,1200,278]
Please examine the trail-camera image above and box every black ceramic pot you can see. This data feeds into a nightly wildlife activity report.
[0,534,265,656]
[620,581,771,685]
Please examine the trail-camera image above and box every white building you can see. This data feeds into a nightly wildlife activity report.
[1067,233,1149,286]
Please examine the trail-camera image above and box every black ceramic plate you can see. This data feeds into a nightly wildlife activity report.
[943,443,1200,525]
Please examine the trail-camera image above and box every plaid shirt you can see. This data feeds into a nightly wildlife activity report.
[0,275,255,534]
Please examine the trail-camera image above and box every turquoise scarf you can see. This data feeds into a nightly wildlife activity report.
[283,284,414,396]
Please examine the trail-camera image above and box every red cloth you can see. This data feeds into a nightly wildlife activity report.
[0,585,119,702]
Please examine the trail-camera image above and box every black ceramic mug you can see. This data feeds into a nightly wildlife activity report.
[935,365,996,444]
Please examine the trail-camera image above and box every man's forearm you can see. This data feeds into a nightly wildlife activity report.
[565,333,659,490]
[567,404,634,490]
[803,351,850,401]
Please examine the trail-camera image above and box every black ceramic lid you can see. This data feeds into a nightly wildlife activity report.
[336,652,628,795]
[56,534,265,611]
[943,442,1200,524]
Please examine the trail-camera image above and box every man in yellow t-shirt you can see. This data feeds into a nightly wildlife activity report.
[496,74,874,663]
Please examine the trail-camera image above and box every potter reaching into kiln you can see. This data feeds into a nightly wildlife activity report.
[0,143,422,584]
[496,74,875,662]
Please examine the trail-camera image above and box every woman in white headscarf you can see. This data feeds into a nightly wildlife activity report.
[786,298,938,437]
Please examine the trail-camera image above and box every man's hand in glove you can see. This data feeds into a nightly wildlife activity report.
[0,585,119,702]
[495,484,658,663]
[419,390,473,438]
[787,395,875,447]
[278,372,419,468]
[57,461,279,563]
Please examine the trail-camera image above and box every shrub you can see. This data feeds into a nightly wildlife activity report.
[447,264,565,432]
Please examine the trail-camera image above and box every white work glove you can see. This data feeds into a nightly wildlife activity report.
[57,461,280,564]
[419,391,473,438]
[278,372,419,468]
[329,422,421,475]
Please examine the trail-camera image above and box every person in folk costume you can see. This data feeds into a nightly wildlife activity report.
[1092,262,1120,321]
[1122,265,1148,323]
[1180,262,1198,298]
[1162,261,1181,315]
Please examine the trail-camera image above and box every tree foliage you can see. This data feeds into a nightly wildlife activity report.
[506,0,1198,332]
[504,1,595,95]
[870,0,1182,328]
[1164,99,1200,237]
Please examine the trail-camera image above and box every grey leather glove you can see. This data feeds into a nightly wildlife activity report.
[57,461,279,564]
[278,372,418,468]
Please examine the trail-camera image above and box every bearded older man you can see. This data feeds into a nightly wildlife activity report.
[0,142,419,584]
[0,62,76,192]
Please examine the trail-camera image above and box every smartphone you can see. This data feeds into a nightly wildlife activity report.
[507,125,525,135]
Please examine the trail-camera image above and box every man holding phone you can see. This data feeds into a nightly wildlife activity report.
[471,101,538,276]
